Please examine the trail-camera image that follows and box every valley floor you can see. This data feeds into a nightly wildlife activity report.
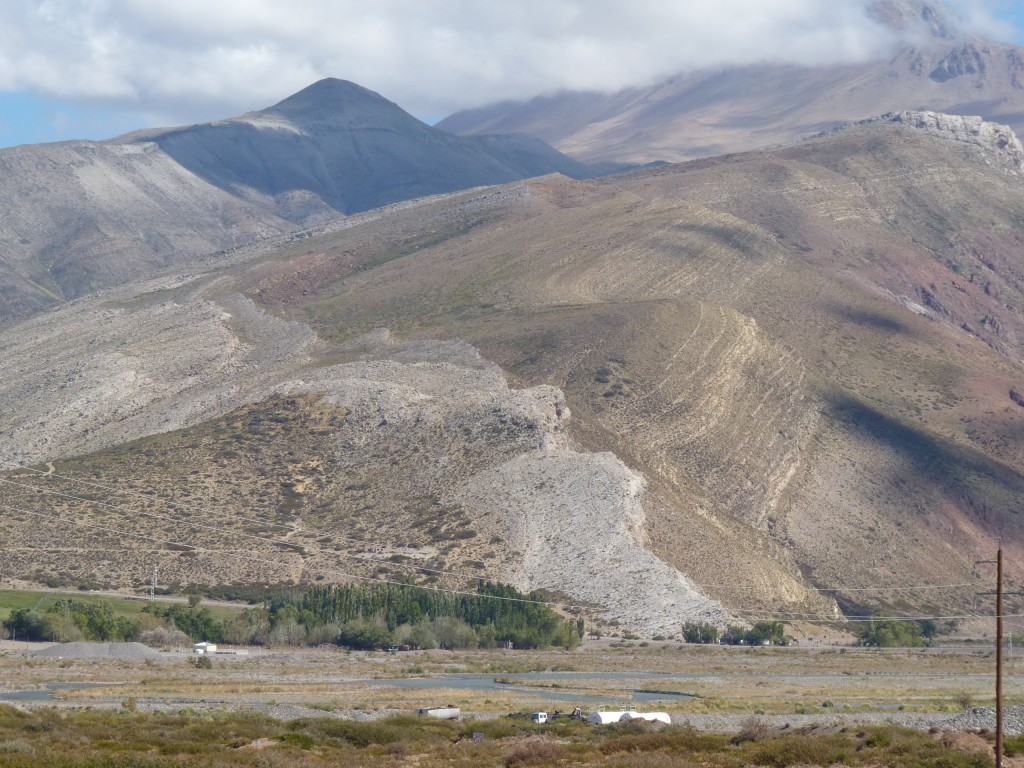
[1,639,1019,721]
[2,640,1022,766]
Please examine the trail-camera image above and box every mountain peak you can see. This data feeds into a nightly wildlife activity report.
[866,0,960,40]
[260,78,408,122]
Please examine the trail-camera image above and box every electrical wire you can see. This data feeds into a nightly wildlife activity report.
[3,467,1009,622]
[0,502,588,611]
[736,611,1021,622]
[0,477,488,583]
[11,466,990,601]
[698,583,977,593]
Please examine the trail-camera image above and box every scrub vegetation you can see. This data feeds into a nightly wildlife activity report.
[0,706,997,768]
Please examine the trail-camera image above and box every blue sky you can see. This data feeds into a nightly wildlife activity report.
[0,0,1022,150]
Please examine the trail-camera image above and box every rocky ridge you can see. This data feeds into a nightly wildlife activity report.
[879,110,1024,171]
[0,79,590,322]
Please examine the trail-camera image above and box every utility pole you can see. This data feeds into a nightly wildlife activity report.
[998,546,1003,768]
[150,564,158,598]
[976,542,1022,768]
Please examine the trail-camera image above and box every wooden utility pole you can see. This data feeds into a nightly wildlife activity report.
[997,545,1004,768]
[978,543,1014,768]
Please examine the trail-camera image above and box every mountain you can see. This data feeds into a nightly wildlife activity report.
[0,139,295,322]
[135,78,593,220]
[3,111,1023,634]
[436,3,1024,165]
[0,78,591,324]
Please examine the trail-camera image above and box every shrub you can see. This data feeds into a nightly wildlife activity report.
[599,727,728,755]
[504,741,566,766]
[734,716,773,743]
[279,732,314,749]
[335,620,393,650]
[141,625,190,647]
[682,621,719,644]
[748,733,850,768]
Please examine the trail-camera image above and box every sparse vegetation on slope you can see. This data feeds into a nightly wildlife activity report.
[3,117,1024,628]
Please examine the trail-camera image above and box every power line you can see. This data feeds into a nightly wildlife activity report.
[698,582,976,593]
[737,609,1021,622]
[4,497,997,625]
[0,502,588,611]
[0,477,488,583]
[12,467,985,601]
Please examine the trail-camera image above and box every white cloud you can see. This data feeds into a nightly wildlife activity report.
[945,0,1019,40]
[0,0,1017,129]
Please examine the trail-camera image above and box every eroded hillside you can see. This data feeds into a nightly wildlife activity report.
[3,115,1024,630]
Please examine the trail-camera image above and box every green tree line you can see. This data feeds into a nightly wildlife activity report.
[5,581,582,651]
[681,620,788,646]
[3,599,140,642]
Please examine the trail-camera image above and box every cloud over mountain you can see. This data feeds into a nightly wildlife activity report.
[0,1,1016,131]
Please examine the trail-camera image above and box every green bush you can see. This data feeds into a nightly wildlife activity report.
[681,621,719,644]
[279,732,314,749]
[748,733,850,768]
[857,619,930,648]
[334,620,393,650]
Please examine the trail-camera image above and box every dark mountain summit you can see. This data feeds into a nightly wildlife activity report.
[266,78,404,121]
[146,78,592,221]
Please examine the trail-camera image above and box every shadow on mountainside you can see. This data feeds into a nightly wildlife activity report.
[827,305,909,335]
[825,393,1024,533]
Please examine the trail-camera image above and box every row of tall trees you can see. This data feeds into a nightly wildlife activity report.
[138,580,582,650]
[3,600,140,642]
[287,581,579,648]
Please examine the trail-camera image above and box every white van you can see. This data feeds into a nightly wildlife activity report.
[530,711,548,724]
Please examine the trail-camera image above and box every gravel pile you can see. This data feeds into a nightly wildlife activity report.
[34,642,160,660]
[943,705,1024,736]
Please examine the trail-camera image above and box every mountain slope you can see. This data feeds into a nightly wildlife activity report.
[3,113,1023,631]
[142,79,593,220]
[0,78,591,324]
[438,6,1024,165]
[0,140,295,322]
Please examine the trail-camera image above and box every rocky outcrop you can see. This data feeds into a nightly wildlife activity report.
[929,43,985,82]
[883,110,1024,170]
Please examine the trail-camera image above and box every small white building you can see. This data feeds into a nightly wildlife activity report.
[193,642,217,654]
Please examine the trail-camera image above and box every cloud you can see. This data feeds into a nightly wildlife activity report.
[945,0,1019,40]
[0,0,1017,130]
